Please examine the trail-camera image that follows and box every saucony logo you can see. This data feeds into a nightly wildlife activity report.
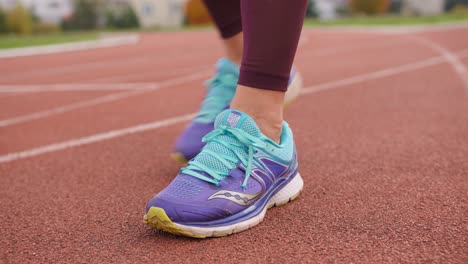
[208,190,261,206]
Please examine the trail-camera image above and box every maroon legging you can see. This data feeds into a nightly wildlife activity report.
[203,0,308,92]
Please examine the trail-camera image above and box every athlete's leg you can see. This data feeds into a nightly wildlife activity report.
[172,0,305,163]
[231,0,308,142]
[203,0,243,64]
[145,0,308,238]
[171,0,243,163]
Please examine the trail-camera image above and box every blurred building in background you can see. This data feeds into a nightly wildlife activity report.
[106,0,186,27]
[1,0,467,33]
[0,0,72,24]
[402,0,445,15]
[130,0,186,27]
[0,0,186,27]
[314,0,347,20]
[310,0,450,19]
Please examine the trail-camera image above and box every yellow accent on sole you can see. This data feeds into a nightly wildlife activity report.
[144,207,206,238]
[144,189,302,239]
[170,152,189,166]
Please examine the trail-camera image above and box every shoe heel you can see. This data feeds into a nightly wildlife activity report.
[268,173,303,208]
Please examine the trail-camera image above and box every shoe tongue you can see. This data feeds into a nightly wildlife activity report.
[216,58,240,75]
[214,110,261,137]
[187,110,261,178]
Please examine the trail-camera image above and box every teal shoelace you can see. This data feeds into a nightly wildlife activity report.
[181,125,263,188]
[195,74,237,123]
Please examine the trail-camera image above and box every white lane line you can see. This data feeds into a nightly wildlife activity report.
[2,50,468,164]
[92,65,208,84]
[408,35,468,94]
[1,56,151,82]
[0,66,210,93]
[0,37,407,94]
[0,114,196,163]
[0,48,207,83]
[300,55,443,95]
[0,89,149,127]
[0,30,400,86]
[0,70,210,128]
[0,83,159,93]
[300,36,410,59]
[0,37,406,126]
[0,34,140,59]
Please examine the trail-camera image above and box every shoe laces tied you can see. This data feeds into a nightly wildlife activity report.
[181,125,263,188]
[196,73,237,122]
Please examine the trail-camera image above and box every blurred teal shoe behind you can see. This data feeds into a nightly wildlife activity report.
[172,58,302,164]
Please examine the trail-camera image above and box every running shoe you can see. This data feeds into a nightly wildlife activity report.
[172,58,302,164]
[145,109,303,238]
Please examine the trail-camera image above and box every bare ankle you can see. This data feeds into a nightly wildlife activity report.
[252,116,283,143]
[231,85,284,143]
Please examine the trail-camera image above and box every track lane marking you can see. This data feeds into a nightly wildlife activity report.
[0,70,210,127]
[0,38,405,94]
[0,83,160,93]
[0,34,140,59]
[2,49,468,164]
[2,24,465,82]
[0,48,211,83]
[301,54,451,95]
[0,66,209,93]
[0,114,196,163]
[408,35,468,94]
[0,36,411,127]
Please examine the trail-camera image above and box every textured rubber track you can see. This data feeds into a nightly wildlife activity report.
[1,27,467,263]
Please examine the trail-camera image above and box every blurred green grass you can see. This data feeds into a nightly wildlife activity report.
[0,32,99,49]
[1,12,467,50]
[304,12,468,27]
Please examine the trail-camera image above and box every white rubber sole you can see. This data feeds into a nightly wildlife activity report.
[144,173,304,238]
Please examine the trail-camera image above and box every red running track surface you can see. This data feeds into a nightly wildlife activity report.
[0,27,467,263]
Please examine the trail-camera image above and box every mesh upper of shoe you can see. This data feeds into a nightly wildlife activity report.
[163,176,203,200]
[194,111,261,175]
[148,110,297,222]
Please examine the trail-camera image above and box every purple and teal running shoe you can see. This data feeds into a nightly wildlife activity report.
[172,58,302,164]
[145,110,303,238]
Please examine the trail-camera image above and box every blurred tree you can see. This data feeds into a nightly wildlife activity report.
[445,0,468,11]
[185,0,212,25]
[106,11,116,28]
[350,0,391,15]
[389,0,403,13]
[0,9,7,33]
[306,0,319,17]
[6,4,33,35]
[106,6,139,29]
[33,23,60,34]
[62,0,98,30]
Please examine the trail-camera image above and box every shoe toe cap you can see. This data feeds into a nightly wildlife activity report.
[146,196,231,223]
